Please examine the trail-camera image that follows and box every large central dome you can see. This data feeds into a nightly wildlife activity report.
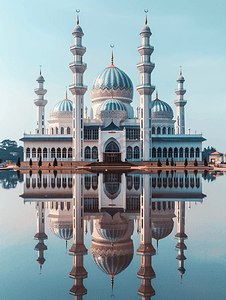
[90,65,133,103]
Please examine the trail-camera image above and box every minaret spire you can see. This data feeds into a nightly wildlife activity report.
[69,12,87,161]
[137,13,155,161]
[34,68,47,135]
[174,68,187,134]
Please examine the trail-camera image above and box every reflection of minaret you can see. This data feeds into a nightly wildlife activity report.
[137,174,156,298]
[34,201,48,273]
[175,201,187,282]
[69,174,88,298]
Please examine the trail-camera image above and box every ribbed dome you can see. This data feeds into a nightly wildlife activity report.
[90,240,134,276]
[152,99,174,119]
[72,25,83,34]
[51,227,73,240]
[91,66,133,103]
[152,219,174,240]
[52,99,73,112]
[98,99,127,112]
[36,75,45,82]
[96,217,128,242]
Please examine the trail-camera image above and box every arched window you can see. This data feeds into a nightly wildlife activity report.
[56,127,58,134]
[85,146,91,159]
[185,147,189,158]
[196,147,200,158]
[37,148,42,159]
[134,146,140,159]
[152,127,155,134]
[61,202,64,211]
[134,176,140,190]
[172,128,174,134]
[51,148,55,158]
[179,147,183,158]
[92,146,98,159]
[32,148,36,158]
[51,128,54,134]
[168,147,172,158]
[55,202,58,210]
[163,147,167,158]
[92,176,98,190]
[67,202,70,211]
[157,127,161,134]
[190,147,194,158]
[26,148,30,159]
[57,177,61,188]
[105,141,119,152]
[61,127,64,134]
[62,177,67,188]
[174,147,178,158]
[127,176,132,190]
[67,127,70,134]
[68,148,73,159]
[126,146,132,159]
[162,127,166,134]
[157,147,162,158]
[57,148,61,159]
[43,148,47,159]
[62,148,67,159]
[85,176,91,190]
[152,178,156,188]
[168,127,171,135]
[152,147,156,158]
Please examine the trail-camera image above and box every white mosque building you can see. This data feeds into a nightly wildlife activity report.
[21,16,205,163]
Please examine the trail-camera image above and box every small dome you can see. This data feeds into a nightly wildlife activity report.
[52,99,73,112]
[152,219,174,240]
[141,25,151,33]
[91,66,133,103]
[97,99,127,121]
[51,227,73,240]
[177,75,185,82]
[73,24,83,34]
[152,98,174,119]
[36,75,45,82]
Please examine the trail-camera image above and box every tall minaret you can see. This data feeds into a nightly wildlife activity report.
[175,201,187,282]
[34,201,48,273]
[137,174,156,298]
[174,70,187,134]
[34,69,47,134]
[69,174,88,298]
[137,15,155,161]
[69,15,87,161]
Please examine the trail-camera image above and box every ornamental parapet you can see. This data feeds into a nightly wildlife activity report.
[69,62,87,74]
[34,99,48,106]
[137,62,155,73]
[69,266,88,279]
[70,45,86,56]
[69,84,88,95]
[174,99,187,107]
[138,45,154,56]
[136,84,155,95]
[34,88,47,96]
[175,89,186,96]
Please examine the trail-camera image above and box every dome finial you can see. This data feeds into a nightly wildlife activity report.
[156,89,159,100]
[110,275,115,297]
[180,66,182,75]
[110,45,115,67]
[76,9,80,24]
[65,86,68,100]
[144,9,148,24]
[39,65,42,75]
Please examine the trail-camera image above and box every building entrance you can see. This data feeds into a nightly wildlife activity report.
[103,141,121,163]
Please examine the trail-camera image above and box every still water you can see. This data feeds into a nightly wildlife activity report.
[0,170,225,300]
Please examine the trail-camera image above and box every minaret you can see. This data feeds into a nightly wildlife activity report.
[34,201,48,273]
[175,201,187,282]
[69,174,88,298]
[174,70,187,134]
[137,16,155,161]
[69,15,87,161]
[137,174,156,298]
[34,69,47,134]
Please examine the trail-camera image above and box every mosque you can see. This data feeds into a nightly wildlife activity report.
[21,16,205,163]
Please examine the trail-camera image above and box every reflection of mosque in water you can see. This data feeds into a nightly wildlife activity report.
[20,170,205,298]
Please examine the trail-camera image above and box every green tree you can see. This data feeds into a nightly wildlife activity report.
[194,158,198,166]
[16,157,21,167]
[166,158,169,166]
[38,156,42,167]
[157,159,162,167]
[204,157,208,166]
[171,157,174,166]
[184,158,188,167]
[53,158,58,167]
[29,158,32,167]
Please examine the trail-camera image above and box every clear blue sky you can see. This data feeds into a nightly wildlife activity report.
[0,0,225,151]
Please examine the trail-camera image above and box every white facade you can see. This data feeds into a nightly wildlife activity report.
[21,17,205,162]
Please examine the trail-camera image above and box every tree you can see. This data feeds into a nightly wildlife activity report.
[29,159,32,167]
[38,156,42,167]
[53,158,58,167]
[184,158,188,167]
[204,157,208,166]
[16,157,21,167]
[171,157,174,166]
[48,163,51,167]
[166,158,169,166]
[194,158,198,166]
[157,159,162,167]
